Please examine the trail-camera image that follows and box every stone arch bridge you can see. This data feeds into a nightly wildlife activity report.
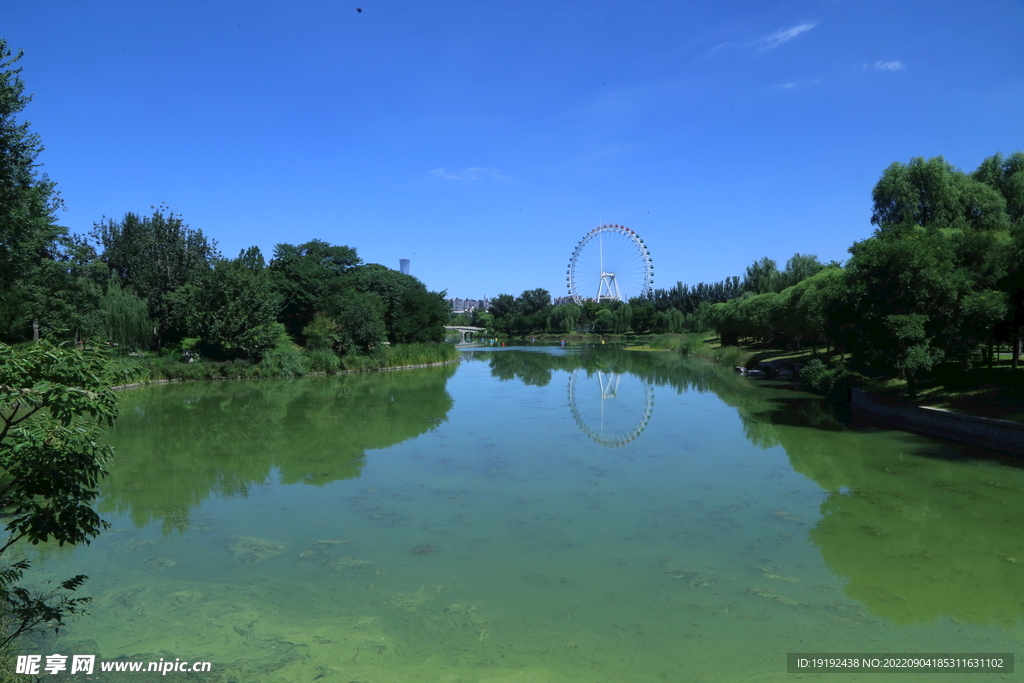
[444,326,487,343]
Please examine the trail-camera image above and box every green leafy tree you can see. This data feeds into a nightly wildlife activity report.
[881,313,945,399]
[516,288,551,317]
[779,253,824,290]
[860,152,1017,381]
[973,151,1024,366]
[546,303,581,334]
[0,40,72,342]
[12,237,110,343]
[330,290,386,355]
[664,308,686,333]
[844,233,982,397]
[871,156,1009,234]
[501,313,529,335]
[592,308,614,334]
[389,288,449,344]
[303,313,342,352]
[512,288,552,333]
[488,294,517,321]
[973,152,1024,227]
[0,340,128,648]
[97,277,152,349]
[302,291,385,357]
[610,302,633,334]
[628,299,659,333]
[0,39,64,291]
[268,240,361,338]
[346,263,426,338]
[165,247,282,359]
[473,310,494,332]
[737,292,781,343]
[742,257,781,295]
[91,206,220,344]
[791,267,846,355]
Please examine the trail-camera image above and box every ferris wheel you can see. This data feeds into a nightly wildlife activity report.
[567,368,654,447]
[566,224,653,304]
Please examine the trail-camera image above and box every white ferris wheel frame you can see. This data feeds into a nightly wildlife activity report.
[566,224,654,305]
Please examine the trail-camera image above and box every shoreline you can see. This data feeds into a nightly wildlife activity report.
[636,342,1024,456]
[111,358,459,391]
[850,388,1024,455]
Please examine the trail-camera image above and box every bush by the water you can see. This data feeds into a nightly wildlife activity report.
[645,334,755,369]
[800,359,858,401]
[304,348,342,373]
[338,342,459,372]
[648,333,708,355]
[711,345,746,368]
[115,341,458,384]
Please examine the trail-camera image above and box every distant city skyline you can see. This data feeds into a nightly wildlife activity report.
[447,294,576,311]
[448,297,490,313]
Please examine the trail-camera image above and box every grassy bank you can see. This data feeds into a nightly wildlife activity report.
[466,332,660,344]
[628,332,756,369]
[114,342,459,384]
[633,334,1024,423]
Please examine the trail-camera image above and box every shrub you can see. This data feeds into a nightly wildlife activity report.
[713,346,744,368]
[305,348,341,374]
[648,333,706,355]
[257,323,307,377]
[800,359,857,402]
[260,346,307,377]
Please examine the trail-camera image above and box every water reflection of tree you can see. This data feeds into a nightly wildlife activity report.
[783,430,1024,626]
[99,365,455,533]
[468,345,794,448]
[471,347,1024,626]
[710,362,1024,626]
[468,345,743,392]
[470,345,797,443]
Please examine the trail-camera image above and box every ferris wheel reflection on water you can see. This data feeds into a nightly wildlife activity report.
[567,367,654,447]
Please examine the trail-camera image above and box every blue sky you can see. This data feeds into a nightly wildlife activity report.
[6,1,1023,301]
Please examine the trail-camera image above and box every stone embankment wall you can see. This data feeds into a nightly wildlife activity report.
[850,388,1024,456]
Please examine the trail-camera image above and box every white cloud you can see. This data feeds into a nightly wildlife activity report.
[756,22,818,50]
[873,60,904,71]
[771,77,821,91]
[703,42,735,58]
[430,167,503,181]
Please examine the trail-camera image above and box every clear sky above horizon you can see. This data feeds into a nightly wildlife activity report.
[6,1,1023,300]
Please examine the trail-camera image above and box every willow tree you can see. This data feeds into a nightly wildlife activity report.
[98,278,151,348]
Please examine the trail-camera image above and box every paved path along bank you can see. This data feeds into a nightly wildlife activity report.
[851,388,1024,456]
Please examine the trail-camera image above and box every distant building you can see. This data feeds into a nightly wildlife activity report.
[399,258,410,275]
[448,297,491,313]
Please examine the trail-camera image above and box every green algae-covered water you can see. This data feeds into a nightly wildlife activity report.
[23,346,1024,682]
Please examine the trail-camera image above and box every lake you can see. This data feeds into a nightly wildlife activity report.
[25,345,1024,682]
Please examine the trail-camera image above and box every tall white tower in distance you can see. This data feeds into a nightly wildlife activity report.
[399,258,410,275]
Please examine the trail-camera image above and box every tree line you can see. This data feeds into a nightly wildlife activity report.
[709,153,1024,397]
[473,151,1024,400]
[0,42,448,363]
[473,254,836,337]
